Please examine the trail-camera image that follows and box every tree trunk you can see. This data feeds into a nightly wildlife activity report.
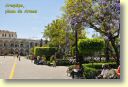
[110,39,120,66]
[105,39,110,62]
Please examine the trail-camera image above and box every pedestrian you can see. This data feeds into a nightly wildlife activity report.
[18,54,21,61]
[34,56,37,64]
[31,55,34,63]
[53,60,56,67]
[17,54,19,58]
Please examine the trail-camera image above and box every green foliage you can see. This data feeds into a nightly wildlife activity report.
[83,67,98,79]
[64,0,120,65]
[82,62,117,79]
[64,0,92,18]
[44,18,67,47]
[84,62,117,69]
[34,47,57,60]
[78,38,105,56]
[30,47,34,54]
[71,46,75,56]
[43,17,87,51]
[64,0,120,37]
[56,59,71,66]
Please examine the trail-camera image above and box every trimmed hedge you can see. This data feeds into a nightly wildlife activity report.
[83,67,99,79]
[83,62,118,69]
[82,62,118,79]
[78,38,105,56]
[34,47,57,60]
[56,59,71,66]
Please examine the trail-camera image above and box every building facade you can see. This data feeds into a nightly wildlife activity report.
[0,30,42,56]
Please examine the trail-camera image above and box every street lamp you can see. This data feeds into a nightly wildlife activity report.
[40,38,43,47]
[40,32,44,47]
[75,25,79,63]
[70,17,79,63]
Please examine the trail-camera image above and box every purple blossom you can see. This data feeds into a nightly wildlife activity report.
[68,0,120,31]
[81,11,85,17]
[99,0,108,6]
[116,0,120,3]
[102,1,108,5]
[70,17,78,26]
[116,3,120,11]
[82,1,86,7]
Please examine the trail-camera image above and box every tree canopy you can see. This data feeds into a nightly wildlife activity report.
[64,0,120,65]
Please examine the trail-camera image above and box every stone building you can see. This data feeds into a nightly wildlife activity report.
[0,30,42,56]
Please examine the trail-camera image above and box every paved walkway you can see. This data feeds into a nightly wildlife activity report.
[0,56,71,79]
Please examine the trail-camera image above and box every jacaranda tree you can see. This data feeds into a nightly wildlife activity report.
[64,0,120,65]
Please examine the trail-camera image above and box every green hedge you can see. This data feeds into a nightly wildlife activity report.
[78,38,105,56]
[82,62,117,79]
[56,59,71,66]
[83,67,99,79]
[34,47,57,60]
[84,62,117,69]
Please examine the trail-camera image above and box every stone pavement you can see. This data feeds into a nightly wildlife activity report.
[0,56,71,79]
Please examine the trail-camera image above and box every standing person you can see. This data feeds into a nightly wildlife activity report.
[17,54,19,59]
[53,60,56,67]
[31,54,34,63]
[18,54,21,61]
[52,55,56,67]
[34,56,37,64]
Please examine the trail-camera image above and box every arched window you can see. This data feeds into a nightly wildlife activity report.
[4,43,6,47]
[9,34,11,37]
[10,43,14,47]
[15,44,18,47]
[20,43,23,47]
[2,34,4,37]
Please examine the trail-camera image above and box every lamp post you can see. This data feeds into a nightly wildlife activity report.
[70,17,85,78]
[40,38,43,47]
[40,32,44,47]
[75,26,79,63]
[70,18,79,63]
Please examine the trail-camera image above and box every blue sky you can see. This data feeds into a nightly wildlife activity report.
[0,0,95,39]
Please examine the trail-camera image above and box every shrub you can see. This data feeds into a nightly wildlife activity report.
[84,62,117,69]
[34,47,57,60]
[83,67,99,79]
[82,62,117,79]
[78,38,105,56]
[56,59,70,66]
[71,46,75,56]
[30,47,34,54]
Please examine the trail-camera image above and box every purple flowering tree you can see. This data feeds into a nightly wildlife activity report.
[65,0,120,65]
